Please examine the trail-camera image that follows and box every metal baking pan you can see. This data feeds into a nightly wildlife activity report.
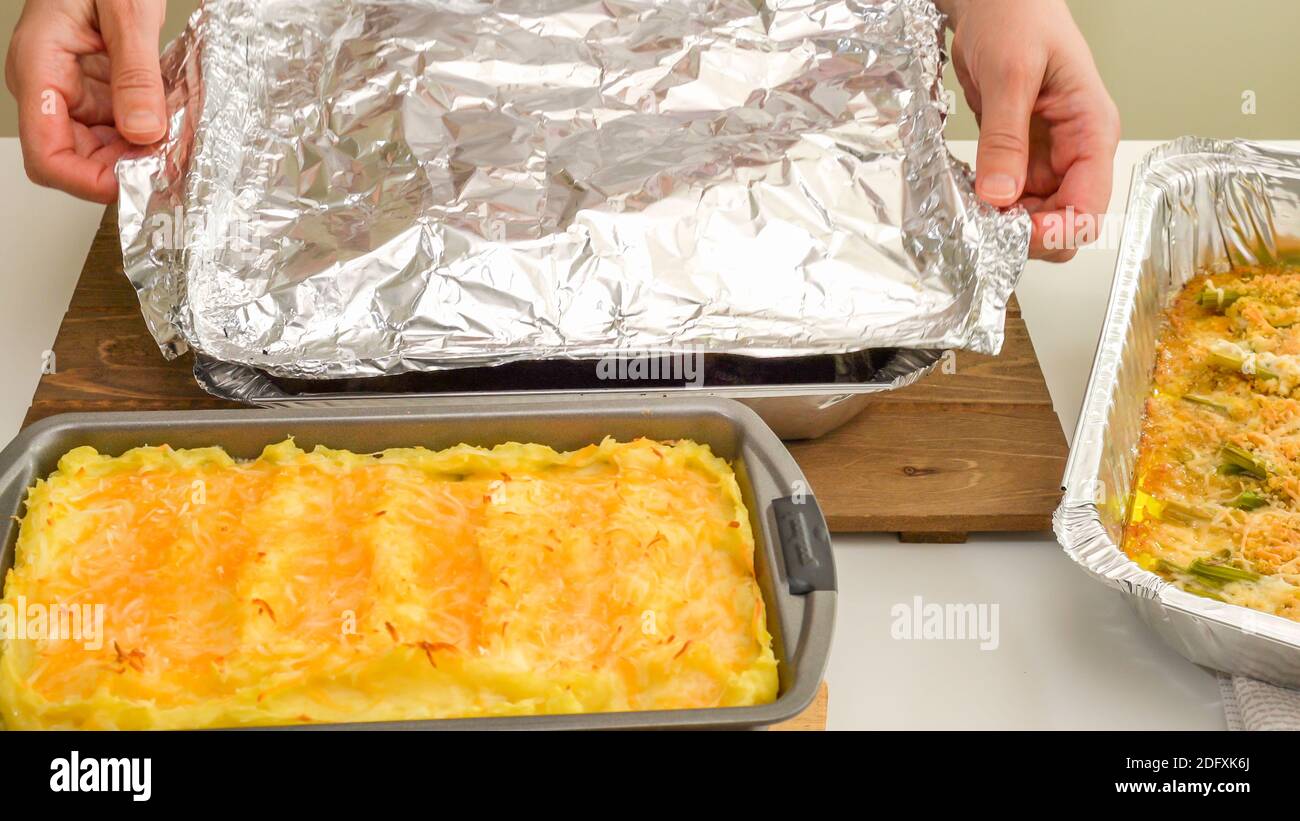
[1056,138,1300,687]
[0,396,835,730]
[194,348,944,440]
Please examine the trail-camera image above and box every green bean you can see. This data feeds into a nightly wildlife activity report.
[1208,350,1278,380]
[1181,394,1232,415]
[1198,288,1242,311]
[1189,558,1259,584]
[1228,490,1268,510]
[1156,559,1231,599]
[1159,499,1210,525]
[1220,444,1269,480]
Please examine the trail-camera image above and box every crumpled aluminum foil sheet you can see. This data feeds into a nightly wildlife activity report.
[1056,137,1300,687]
[117,0,1029,381]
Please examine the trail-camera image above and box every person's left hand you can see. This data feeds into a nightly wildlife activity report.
[937,0,1121,262]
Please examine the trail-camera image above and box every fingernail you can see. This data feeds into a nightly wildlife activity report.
[980,173,1018,202]
[125,110,162,135]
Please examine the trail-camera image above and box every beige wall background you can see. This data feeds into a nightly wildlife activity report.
[0,0,1295,139]
[944,0,1300,140]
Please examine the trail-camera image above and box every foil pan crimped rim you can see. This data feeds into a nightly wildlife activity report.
[116,0,1029,382]
[1056,137,1300,679]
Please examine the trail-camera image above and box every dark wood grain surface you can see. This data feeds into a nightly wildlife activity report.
[22,208,1069,540]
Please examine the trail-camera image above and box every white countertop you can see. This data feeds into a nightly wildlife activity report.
[3,139,1295,730]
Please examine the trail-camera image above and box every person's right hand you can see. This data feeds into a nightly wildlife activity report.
[937,0,1120,262]
[6,0,167,203]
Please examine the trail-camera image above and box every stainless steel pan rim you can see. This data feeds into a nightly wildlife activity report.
[192,349,946,440]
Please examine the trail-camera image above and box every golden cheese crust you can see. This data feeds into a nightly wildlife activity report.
[1125,266,1300,619]
[0,437,777,729]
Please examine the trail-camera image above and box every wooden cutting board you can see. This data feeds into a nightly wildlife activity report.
[21,208,1068,543]
[789,302,1069,541]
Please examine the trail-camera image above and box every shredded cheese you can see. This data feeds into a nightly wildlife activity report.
[0,437,778,729]
[1125,266,1300,620]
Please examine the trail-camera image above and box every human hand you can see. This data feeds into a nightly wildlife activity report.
[6,0,167,203]
[937,0,1121,261]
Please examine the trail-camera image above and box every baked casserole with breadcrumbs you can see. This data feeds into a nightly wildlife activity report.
[0,437,777,729]
[1125,266,1300,620]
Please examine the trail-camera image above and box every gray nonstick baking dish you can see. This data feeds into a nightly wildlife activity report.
[0,396,835,730]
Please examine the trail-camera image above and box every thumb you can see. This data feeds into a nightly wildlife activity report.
[98,0,167,144]
[973,71,1037,208]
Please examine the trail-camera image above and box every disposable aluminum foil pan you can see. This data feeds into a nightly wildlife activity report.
[0,397,834,730]
[1056,138,1300,687]
[192,347,944,439]
[117,0,1029,382]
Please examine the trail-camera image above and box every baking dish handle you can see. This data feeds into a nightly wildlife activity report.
[773,495,836,594]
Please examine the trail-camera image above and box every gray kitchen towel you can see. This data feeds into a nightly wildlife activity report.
[1219,673,1300,730]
